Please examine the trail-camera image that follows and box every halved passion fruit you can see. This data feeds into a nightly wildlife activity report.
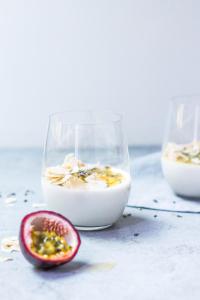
[19,210,81,268]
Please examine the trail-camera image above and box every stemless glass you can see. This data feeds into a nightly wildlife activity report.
[42,111,131,230]
[162,96,200,197]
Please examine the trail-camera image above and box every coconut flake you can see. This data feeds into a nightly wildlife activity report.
[64,176,86,189]
[86,174,107,189]
[58,174,72,185]
[45,165,71,185]
[0,255,13,262]
[1,236,20,253]
[63,153,85,172]
[4,196,17,205]
[46,166,67,177]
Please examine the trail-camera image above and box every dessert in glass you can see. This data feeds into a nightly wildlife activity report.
[42,111,131,230]
[162,96,200,197]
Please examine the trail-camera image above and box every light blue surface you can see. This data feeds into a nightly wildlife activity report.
[0,147,200,300]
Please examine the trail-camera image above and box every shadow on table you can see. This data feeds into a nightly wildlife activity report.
[33,260,117,279]
[80,213,163,242]
[177,194,200,202]
[33,213,163,279]
[33,260,91,279]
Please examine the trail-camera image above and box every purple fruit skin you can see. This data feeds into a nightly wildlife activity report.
[19,235,65,269]
[19,210,81,269]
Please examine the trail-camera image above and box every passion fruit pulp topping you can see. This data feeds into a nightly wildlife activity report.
[97,167,123,187]
[72,167,124,187]
[31,230,72,258]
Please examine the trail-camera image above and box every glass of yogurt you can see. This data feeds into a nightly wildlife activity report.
[162,96,200,197]
[42,111,131,230]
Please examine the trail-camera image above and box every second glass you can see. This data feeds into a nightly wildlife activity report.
[162,96,200,198]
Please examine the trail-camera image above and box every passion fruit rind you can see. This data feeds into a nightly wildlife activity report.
[19,210,81,269]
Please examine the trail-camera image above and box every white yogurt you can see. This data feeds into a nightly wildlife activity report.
[42,171,131,229]
[162,157,200,197]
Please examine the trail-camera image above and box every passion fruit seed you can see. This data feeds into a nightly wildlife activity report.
[97,167,123,187]
[70,167,123,187]
[31,230,72,258]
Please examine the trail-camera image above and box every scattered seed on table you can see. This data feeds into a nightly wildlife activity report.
[123,213,132,218]
[173,201,176,204]
[24,189,34,196]
[177,215,183,218]
[24,199,28,203]
[153,199,158,203]
[134,233,139,237]
[7,193,16,197]
[154,215,157,218]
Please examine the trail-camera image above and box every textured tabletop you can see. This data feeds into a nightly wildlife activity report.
[0,147,200,300]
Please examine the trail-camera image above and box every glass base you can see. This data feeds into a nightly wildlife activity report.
[75,224,112,231]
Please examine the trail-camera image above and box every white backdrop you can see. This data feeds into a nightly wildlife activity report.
[0,0,200,147]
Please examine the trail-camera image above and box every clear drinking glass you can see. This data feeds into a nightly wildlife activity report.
[42,111,131,230]
[162,96,200,197]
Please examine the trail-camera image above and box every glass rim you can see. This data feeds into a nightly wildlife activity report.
[170,94,200,105]
[48,110,123,125]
